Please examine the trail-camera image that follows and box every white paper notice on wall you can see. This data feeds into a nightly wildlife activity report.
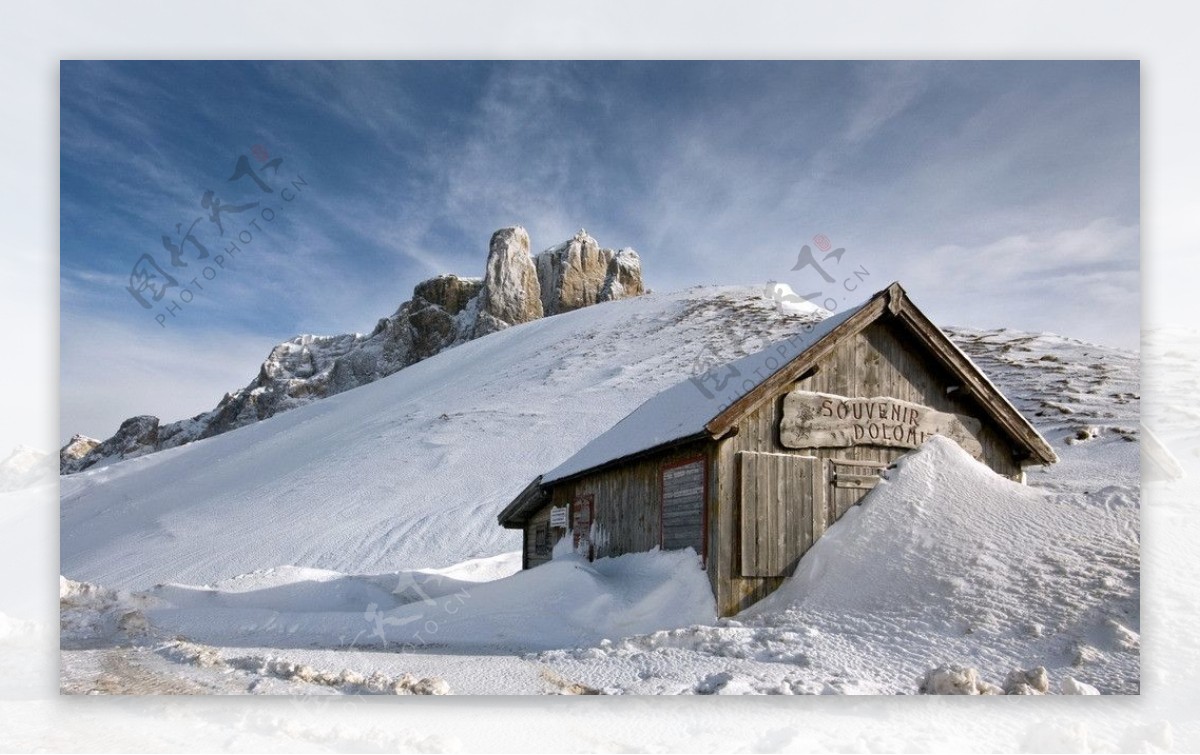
[780,390,985,459]
[549,506,568,528]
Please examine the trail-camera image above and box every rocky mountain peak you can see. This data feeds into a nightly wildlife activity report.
[412,275,483,316]
[61,225,648,475]
[473,226,543,337]
[535,231,643,316]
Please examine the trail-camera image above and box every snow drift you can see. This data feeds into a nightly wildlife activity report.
[539,437,1139,694]
[64,547,715,658]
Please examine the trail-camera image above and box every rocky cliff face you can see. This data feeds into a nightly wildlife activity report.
[61,226,647,474]
[59,435,100,475]
[536,229,643,315]
[473,227,543,337]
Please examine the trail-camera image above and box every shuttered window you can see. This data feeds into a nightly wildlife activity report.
[660,457,707,562]
[739,452,826,578]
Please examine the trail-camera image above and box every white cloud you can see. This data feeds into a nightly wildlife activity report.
[913,217,1138,286]
[889,218,1140,349]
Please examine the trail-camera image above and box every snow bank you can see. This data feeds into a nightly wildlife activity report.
[141,547,716,653]
[916,664,1052,695]
[917,665,1003,695]
[745,436,1138,692]
[1061,676,1101,695]
[59,576,161,646]
[749,435,1047,620]
[159,640,452,694]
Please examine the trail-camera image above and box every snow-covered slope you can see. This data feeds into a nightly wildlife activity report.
[60,287,1138,594]
[59,285,1140,695]
[62,287,811,588]
[60,227,645,475]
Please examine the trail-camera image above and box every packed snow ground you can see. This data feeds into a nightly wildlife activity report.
[58,286,1140,695]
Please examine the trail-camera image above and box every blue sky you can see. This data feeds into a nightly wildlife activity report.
[60,60,1139,443]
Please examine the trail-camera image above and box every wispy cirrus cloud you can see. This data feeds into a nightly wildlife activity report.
[60,61,1140,443]
[843,61,933,145]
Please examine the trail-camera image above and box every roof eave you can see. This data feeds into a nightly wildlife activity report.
[888,293,1058,466]
[704,290,890,438]
[497,431,713,527]
[542,430,712,488]
[497,475,547,528]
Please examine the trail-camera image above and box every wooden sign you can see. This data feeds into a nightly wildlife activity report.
[549,506,568,528]
[780,390,984,459]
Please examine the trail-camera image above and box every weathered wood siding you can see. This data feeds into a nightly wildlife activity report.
[712,318,1024,615]
[738,452,824,578]
[524,505,554,569]
[523,317,1029,616]
[661,458,707,554]
[522,441,714,570]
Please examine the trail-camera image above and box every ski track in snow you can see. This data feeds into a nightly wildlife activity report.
[56,286,1142,695]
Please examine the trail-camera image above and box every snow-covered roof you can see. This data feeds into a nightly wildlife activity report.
[499,281,1059,527]
[541,301,868,485]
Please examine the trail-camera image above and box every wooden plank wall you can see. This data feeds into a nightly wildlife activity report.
[523,505,554,568]
[738,452,823,578]
[712,318,1025,616]
[661,459,706,554]
[523,441,713,567]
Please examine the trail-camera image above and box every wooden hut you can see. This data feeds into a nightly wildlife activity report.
[497,282,1057,616]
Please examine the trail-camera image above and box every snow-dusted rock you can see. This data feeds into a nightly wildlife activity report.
[1061,676,1101,695]
[599,248,644,303]
[474,226,543,335]
[1004,666,1050,695]
[413,274,483,316]
[918,664,1003,695]
[58,436,99,475]
[89,415,161,464]
[409,676,452,695]
[536,230,646,315]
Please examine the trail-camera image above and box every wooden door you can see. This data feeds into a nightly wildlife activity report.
[739,451,827,578]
